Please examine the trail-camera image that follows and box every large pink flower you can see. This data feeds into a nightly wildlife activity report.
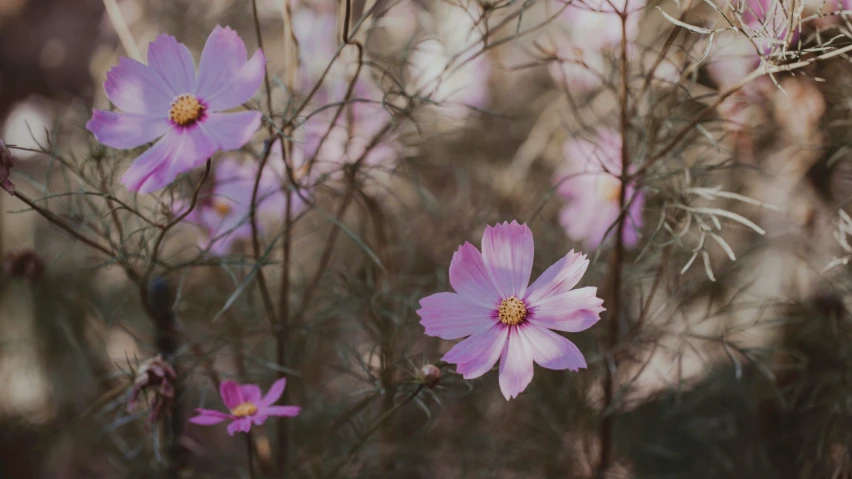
[189,378,300,436]
[87,26,266,194]
[556,129,644,249]
[418,221,605,400]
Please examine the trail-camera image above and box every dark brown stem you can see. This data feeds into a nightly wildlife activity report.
[247,431,256,479]
[276,142,294,472]
[598,11,631,478]
[139,160,211,319]
[13,190,115,258]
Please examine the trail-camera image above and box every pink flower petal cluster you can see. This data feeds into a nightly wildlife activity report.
[87,26,266,194]
[178,150,300,256]
[190,378,300,436]
[555,129,644,249]
[418,221,605,400]
[547,0,645,92]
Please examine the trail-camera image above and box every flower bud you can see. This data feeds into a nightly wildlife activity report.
[420,364,441,388]
[2,249,45,281]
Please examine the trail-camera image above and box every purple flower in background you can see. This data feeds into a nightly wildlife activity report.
[418,221,604,400]
[189,378,300,436]
[87,26,266,194]
[547,0,644,92]
[0,140,15,196]
[556,129,644,249]
[178,155,288,256]
[291,9,399,177]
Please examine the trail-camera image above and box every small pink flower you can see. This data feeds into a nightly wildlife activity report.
[190,378,300,436]
[87,26,266,194]
[418,221,605,400]
[0,140,15,196]
[555,129,644,249]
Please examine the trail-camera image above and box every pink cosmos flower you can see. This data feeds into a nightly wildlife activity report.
[87,26,266,194]
[418,221,605,400]
[178,153,293,256]
[189,378,300,436]
[556,129,644,249]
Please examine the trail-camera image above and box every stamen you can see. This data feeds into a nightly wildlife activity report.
[213,200,232,216]
[169,94,205,126]
[597,175,622,203]
[230,402,258,418]
[498,296,528,326]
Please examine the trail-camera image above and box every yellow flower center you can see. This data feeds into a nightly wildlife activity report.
[213,199,232,216]
[169,94,205,126]
[230,402,258,418]
[498,296,528,326]
[597,175,622,203]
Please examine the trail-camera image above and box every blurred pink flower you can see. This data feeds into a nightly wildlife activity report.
[179,154,291,256]
[408,38,491,117]
[87,26,265,194]
[291,10,399,177]
[406,2,491,119]
[297,78,398,178]
[0,140,15,196]
[547,0,645,92]
[555,129,644,249]
[418,221,604,400]
[190,378,300,436]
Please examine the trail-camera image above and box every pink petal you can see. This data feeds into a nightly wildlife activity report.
[219,380,243,409]
[524,250,589,305]
[86,110,170,149]
[449,242,501,307]
[197,111,262,150]
[146,34,196,95]
[454,325,509,379]
[519,324,587,371]
[239,384,262,404]
[528,287,604,332]
[103,57,174,114]
[195,26,266,111]
[120,124,217,194]
[418,292,496,340]
[189,408,231,425]
[226,418,253,436]
[498,327,534,400]
[480,221,534,299]
[260,378,287,407]
[263,406,301,417]
[195,26,247,97]
[442,321,506,365]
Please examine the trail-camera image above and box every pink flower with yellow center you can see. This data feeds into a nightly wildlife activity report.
[555,129,644,249]
[189,378,300,436]
[417,221,605,400]
[87,26,266,194]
